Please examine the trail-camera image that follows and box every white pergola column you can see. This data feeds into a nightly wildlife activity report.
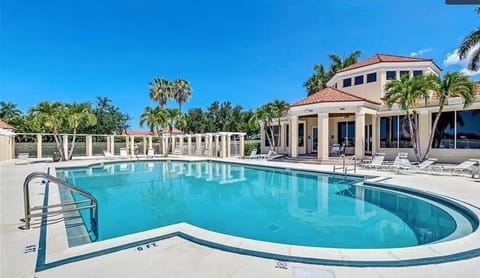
[37,134,42,159]
[290,116,298,158]
[172,135,177,153]
[214,135,219,157]
[148,136,153,151]
[207,135,213,156]
[86,135,93,157]
[317,112,329,160]
[371,115,378,154]
[143,136,147,155]
[63,135,68,158]
[221,134,227,158]
[418,110,430,157]
[187,135,192,155]
[239,133,245,158]
[110,135,115,154]
[179,135,184,155]
[130,135,135,156]
[355,111,366,159]
[226,134,231,157]
[196,135,202,156]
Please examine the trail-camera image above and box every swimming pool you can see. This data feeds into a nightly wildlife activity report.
[56,161,477,249]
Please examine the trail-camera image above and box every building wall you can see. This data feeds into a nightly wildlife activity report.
[0,135,14,162]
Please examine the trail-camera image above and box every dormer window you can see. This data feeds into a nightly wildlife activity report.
[343,78,352,87]
[354,75,364,85]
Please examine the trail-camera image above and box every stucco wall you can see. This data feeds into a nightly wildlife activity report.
[0,135,14,162]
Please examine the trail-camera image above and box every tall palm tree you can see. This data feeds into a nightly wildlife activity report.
[29,101,66,159]
[269,100,290,152]
[172,78,192,112]
[384,75,430,162]
[65,102,97,160]
[249,105,274,149]
[459,7,480,71]
[423,72,475,160]
[149,78,172,107]
[327,51,362,75]
[0,101,22,121]
[304,64,329,96]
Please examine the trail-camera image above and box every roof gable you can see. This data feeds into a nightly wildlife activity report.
[290,87,380,107]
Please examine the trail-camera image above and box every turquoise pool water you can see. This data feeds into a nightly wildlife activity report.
[57,161,475,249]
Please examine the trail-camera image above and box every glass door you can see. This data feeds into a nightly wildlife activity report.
[312,127,318,153]
[365,124,372,155]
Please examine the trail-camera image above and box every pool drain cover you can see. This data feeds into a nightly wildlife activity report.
[266,223,282,232]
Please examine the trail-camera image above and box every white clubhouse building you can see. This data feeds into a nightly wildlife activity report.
[261,54,480,162]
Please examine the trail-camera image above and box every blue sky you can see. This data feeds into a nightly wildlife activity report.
[1,0,478,129]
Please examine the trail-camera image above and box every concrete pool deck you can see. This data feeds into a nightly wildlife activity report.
[1,157,479,277]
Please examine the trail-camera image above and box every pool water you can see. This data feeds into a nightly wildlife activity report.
[57,161,475,249]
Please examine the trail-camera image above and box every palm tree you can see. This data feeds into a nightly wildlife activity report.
[384,75,430,162]
[149,78,172,107]
[304,64,329,96]
[249,105,274,149]
[423,72,475,160]
[269,100,290,152]
[172,78,192,112]
[327,51,362,75]
[140,106,167,135]
[65,102,97,160]
[458,7,480,71]
[0,101,22,121]
[29,101,66,159]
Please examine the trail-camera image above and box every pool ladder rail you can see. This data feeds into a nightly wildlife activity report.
[23,171,99,241]
[332,155,357,177]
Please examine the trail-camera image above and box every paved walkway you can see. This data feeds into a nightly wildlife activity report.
[1,158,479,278]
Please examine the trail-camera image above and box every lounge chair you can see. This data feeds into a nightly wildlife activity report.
[245,149,258,159]
[361,153,385,169]
[387,153,411,172]
[147,148,155,158]
[103,150,117,160]
[441,159,479,176]
[15,153,30,165]
[119,148,130,159]
[409,158,438,173]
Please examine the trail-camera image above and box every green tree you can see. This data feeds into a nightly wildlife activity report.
[459,7,480,71]
[327,51,362,74]
[384,75,430,162]
[140,106,167,135]
[0,101,22,121]
[423,72,475,160]
[29,101,66,159]
[172,78,192,112]
[81,97,130,134]
[149,78,172,107]
[269,100,289,152]
[65,102,97,160]
[249,104,274,149]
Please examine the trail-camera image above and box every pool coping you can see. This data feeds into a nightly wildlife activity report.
[36,158,480,272]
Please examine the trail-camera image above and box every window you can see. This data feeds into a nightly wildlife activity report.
[386,71,396,80]
[380,115,416,148]
[354,75,364,85]
[285,124,289,147]
[265,125,280,147]
[413,70,423,77]
[366,72,377,83]
[298,123,304,147]
[400,70,409,77]
[338,121,355,147]
[343,78,352,87]
[432,109,480,149]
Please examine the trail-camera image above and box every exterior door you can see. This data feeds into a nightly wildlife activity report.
[297,122,306,155]
[365,124,372,155]
[312,127,318,153]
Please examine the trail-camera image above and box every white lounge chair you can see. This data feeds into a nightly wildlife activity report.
[245,149,258,159]
[441,159,479,176]
[103,150,116,160]
[361,153,386,169]
[410,158,438,173]
[15,153,30,165]
[119,148,130,159]
[387,153,411,172]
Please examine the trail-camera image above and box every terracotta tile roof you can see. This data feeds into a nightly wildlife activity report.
[122,130,154,136]
[159,127,184,134]
[0,120,14,129]
[430,82,480,100]
[336,54,436,73]
[290,87,381,107]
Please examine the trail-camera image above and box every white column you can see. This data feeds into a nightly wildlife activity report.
[130,135,135,156]
[148,136,153,151]
[226,134,231,157]
[371,115,378,154]
[37,134,42,159]
[63,135,68,158]
[317,112,329,160]
[143,136,147,155]
[196,135,202,156]
[221,134,227,158]
[418,110,430,158]
[172,135,176,153]
[290,116,298,158]
[207,135,213,156]
[86,135,93,157]
[110,135,115,154]
[355,111,366,159]
[179,135,184,155]
[239,134,245,158]
[214,135,219,157]
[187,135,192,155]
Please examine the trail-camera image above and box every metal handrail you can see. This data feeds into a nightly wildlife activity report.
[333,155,357,177]
[23,171,98,241]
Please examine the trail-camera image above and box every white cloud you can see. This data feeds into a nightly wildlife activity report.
[410,48,431,57]
[443,46,480,76]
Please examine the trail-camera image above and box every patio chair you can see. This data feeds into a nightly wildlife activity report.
[330,144,341,156]
[409,158,438,173]
[15,153,30,165]
[119,148,130,159]
[147,148,155,158]
[245,149,258,159]
[361,152,385,169]
[102,150,117,160]
[387,153,411,172]
[441,159,479,176]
